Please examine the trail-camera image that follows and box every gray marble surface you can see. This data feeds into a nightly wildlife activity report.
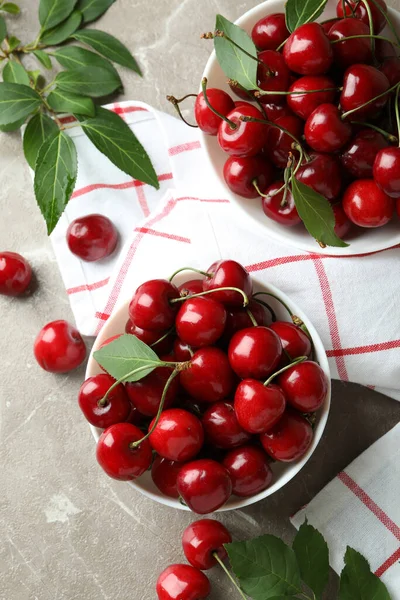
[1,1,400,599]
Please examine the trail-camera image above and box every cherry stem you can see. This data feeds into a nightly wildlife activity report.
[228,79,268,119]
[150,327,174,349]
[251,297,277,322]
[263,355,308,387]
[212,553,248,599]
[202,77,237,129]
[170,287,250,307]
[342,0,357,17]
[276,37,289,52]
[363,0,376,55]
[341,81,400,120]
[252,179,270,198]
[169,266,211,283]
[369,0,400,45]
[240,115,304,149]
[166,95,198,128]
[214,30,263,66]
[350,120,398,142]
[246,308,258,327]
[395,84,400,147]
[330,33,400,49]
[255,87,340,98]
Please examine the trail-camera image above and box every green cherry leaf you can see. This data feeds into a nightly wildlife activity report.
[53,45,119,78]
[1,3,20,14]
[339,547,392,600]
[226,535,302,599]
[0,115,26,131]
[39,0,78,31]
[55,65,121,97]
[292,520,329,599]
[23,112,59,169]
[7,35,20,51]
[71,29,141,74]
[47,88,95,116]
[291,177,349,248]
[40,10,82,45]
[0,15,7,43]
[33,49,52,69]
[286,0,328,32]
[93,334,160,382]
[0,82,42,126]
[2,60,30,85]
[77,0,116,23]
[34,130,77,234]
[76,107,159,188]
[214,14,258,91]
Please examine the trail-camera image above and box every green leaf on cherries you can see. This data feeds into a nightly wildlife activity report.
[214,14,258,91]
[291,178,349,248]
[339,547,392,600]
[23,112,59,170]
[286,0,328,32]
[93,334,160,382]
[226,535,302,599]
[292,520,329,599]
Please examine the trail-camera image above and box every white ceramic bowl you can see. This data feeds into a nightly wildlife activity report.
[200,0,400,256]
[86,273,331,512]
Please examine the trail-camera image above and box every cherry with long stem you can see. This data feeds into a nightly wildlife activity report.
[369,0,400,45]
[330,33,400,49]
[264,355,308,387]
[169,266,211,282]
[251,297,277,323]
[202,77,237,129]
[350,120,398,142]
[212,553,248,599]
[166,94,198,128]
[341,81,400,120]
[252,291,312,343]
[170,286,250,307]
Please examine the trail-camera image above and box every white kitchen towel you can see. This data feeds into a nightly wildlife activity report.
[291,423,400,598]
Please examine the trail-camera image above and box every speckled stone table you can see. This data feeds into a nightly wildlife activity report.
[1,1,400,599]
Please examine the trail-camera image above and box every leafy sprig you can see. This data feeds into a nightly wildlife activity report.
[0,0,158,234]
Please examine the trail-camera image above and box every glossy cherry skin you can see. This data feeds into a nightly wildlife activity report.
[151,456,183,498]
[203,259,252,307]
[66,214,118,262]
[129,279,180,332]
[96,422,152,480]
[336,0,388,34]
[176,296,227,348]
[269,321,312,360]
[340,65,390,120]
[180,347,234,403]
[327,19,372,69]
[194,88,235,135]
[125,366,180,417]
[264,102,295,122]
[0,251,32,296]
[260,411,313,462]
[333,203,353,238]
[223,155,274,199]
[156,564,211,600]
[34,320,86,373]
[296,153,342,202]
[149,408,204,462]
[177,459,232,514]
[223,301,267,342]
[228,326,282,379]
[257,50,291,104]
[343,179,394,227]
[279,360,328,412]
[287,75,336,121]
[251,13,289,51]
[182,519,232,570]
[202,401,251,449]
[262,181,302,227]
[341,129,389,179]
[374,147,400,198]
[223,445,273,497]
[78,374,131,428]
[178,279,205,296]
[217,105,269,157]
[265,115,303,168]
[174,338,193,361]
[381,57,400,86]
[125,319,173,355]
[283,23,333,75]
[305,104,352,153]
[234,380,286,434]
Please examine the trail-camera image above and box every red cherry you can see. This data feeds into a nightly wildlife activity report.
[381,57,400,86]
[376,38,397,60]
[66,214,118,262]
[269,321,312,360]
[194,88,235,135]
[129,279,179,332]
[321,18,341,34]
[0,251,32,296]
[373,147,400,198]
[176,296,227,348]
[203,259,252,307]
[251,13,289,51]
[262,181,302,227]
[125,366,180,417]
[223,300,267,342]
[260,411,313,462]
[264,103,295,122]
[151,457,183,498]
[177,459,232,514]
[333,203,353,238]
[340,129,389,179]
[149,408,204,462]
[78,374,131,428]
[180,347,234,403]
[229,80,254,100]
[279,360,328,412]
[173,337,193,361]
[296,152,342,202]
[223,445,273,497]
[234,380,286,433]
[397,198,400,217]
[228,326,282,379]
[327,19,373,69]
[217,105,269,157]
[265,115,303,168]
[305,103,352,153]
[156,564,211,600]
[340,65,390,120]
[34,320,86,373]
[336,0,388,34]
[125,404,145,426]
[125,321,173,356]
[182,519,232,570]
[343,179,394,227]
[202,401,251,449]
[287,75,337,120]
[178,279,205,296]
[257,50,291,105]
[223,155,274,199]
[283,23,333,75]
[96,422,152,480]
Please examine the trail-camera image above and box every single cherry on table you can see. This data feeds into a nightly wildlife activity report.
[66,214,118,262]
[182,519,232,570]
[34,320,86,373]
[156,564,211,600]
[0,251,32,296]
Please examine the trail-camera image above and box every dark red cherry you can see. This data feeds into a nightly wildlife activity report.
[0,251,32,296]
[176,296,226,348]
[327,19,373,69]
[397,198,400,217]
[234,379,286,434]
[125,319,173,355]
[194,88,235,135]
[283,23,333,75]
[173,337,193,361]
[321,18,341,34]
[265,115,304,168]
[287,75,336,120]
[251,13,289,51]
[151,456,183,498]
[34,320,86,373]
[217,105,269,157]
[178,279,205,296]
[228,326,282,379]
[222,300,267,342]
[340,65,390,120]
[260,410,313,462]
[129,279,180,332]
[156,564,211,600]
[279,360,328,412]
[305,103,352,153]
[125,366,180,417]
[269,321,312,360]
[262,181,302,227]
[333,203,353,238]
[149,408,204,462]
[180,347,234,403]
[340,129,389,179]
[66,214,118,262]
[223,154,274,198]
[296,152,342,202]
[182,519,232,570]
[203,259,252,307]
[374,147,400,198]
[223,445,273,497]
[264,102,295,121]
[125,404,145,427]
[343,179,394,226]
[202,401,251,449]
[336,0,388,34]
[257,50,291,104]
[381,57,400,86]
[78,373,131,428]
[96,422,152,480]
[177,459,232,514]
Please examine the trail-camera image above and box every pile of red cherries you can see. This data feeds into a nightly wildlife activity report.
[79,259,328,514]
[192,0,400,237]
